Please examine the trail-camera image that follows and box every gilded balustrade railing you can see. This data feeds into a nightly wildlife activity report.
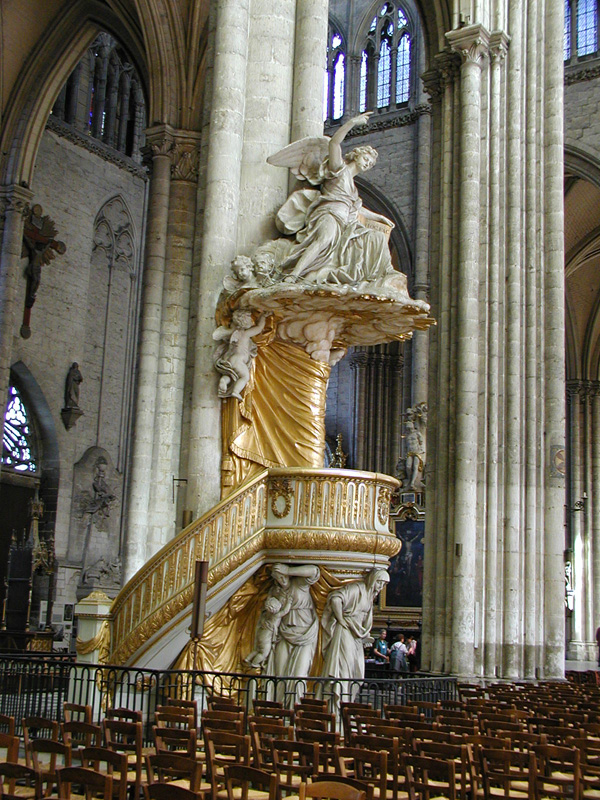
[109,468,400,665]
[110,471,269,664]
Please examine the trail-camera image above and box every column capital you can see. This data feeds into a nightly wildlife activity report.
[421,68,443,101]
[433,50,462,88]
[446,23,491,65]
[170,130,201,182]
[489,30,511,63]
[0,184,34,217]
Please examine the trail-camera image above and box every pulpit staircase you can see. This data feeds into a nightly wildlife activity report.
[107,467,400,668]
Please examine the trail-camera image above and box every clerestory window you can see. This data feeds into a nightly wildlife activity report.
[324,25,346,122]
[565,0,598,61]
[360,2,412,112]
[2,384,37,474]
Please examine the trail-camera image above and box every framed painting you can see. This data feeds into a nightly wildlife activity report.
[381,517,425,610]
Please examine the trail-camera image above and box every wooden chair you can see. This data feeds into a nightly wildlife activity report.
[153,726,197,759]
[80,746,129,800]
[201,711,245,736]
[299,779,367,800]
[63,703,92,724]
[204,729,251,800]
[249,721,294,769]
[0,763,41,800]
[155,711,196,730]
[30,739,72,798]
[103,719,144,800]
[165,699,199,730]
[145,752,206,794]
[295,711,336,734]
[479,747,535,800]
[223,764,278,800]
[297,729,341,776]
[296,699,329,713]
[403,754,457,800]
[105,708,143,724]
[57,766,113,800]
[334,746,388,800]
[0,716,15,737]
[62,721,103,756]
[144,785,199,800]
[351,733,403,800]
[341,706,376,745]
[271,739,319,799]
[252,704,294,726]
[23,718,60,766]
[532,745,581,800]
[415,741,475,800]
[0,733,19,764]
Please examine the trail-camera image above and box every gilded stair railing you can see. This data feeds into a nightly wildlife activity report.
[109,468,400,666]
[109,470,269,664]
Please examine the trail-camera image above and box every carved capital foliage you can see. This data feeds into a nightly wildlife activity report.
[446,24,491,65]
[567,379,600,400]
[489,30,510,64]
[434,50,461,88]
[0,185,33,218]
[421,68,443,100]
[171,142,200,182]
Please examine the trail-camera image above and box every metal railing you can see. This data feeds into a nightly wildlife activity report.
[0,656,457,744]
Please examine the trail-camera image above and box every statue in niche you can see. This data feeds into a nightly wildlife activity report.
[243,595,284,668]
[266,112,401,289]
[264,563,320,680]
[85,457,117,520]
[320,568,390,708]
[213,310,267,399]
[399,402,428,490]
[64,362,83,409]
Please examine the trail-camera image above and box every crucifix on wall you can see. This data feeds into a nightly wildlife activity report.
[20,204,66,338]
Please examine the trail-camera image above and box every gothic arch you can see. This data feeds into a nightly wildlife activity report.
[355,176,413,286]
[93,195,138,275]
[0,1,148,186]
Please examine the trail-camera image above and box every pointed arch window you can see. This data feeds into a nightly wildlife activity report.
[360,2,413,112]
[2,385,37,474]
[324,26,346,122]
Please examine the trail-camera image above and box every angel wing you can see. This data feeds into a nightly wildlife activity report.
[267,136,330,185]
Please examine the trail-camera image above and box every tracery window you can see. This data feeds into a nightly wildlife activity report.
[360,2,412,112]
[2,385,37,474]
[324,25,346,122]
[564,0,598,60]
[51,33,146,162]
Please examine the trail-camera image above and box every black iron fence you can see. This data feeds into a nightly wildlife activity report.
[0,656,457,745]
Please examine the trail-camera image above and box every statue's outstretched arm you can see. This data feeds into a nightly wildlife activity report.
[329,112,372,171]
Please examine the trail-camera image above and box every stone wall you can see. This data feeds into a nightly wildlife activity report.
[9,127,146,645]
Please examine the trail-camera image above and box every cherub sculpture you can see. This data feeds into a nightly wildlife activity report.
[244,595,284,668]
[213,310,267,399]
[222,255,256,293]
[266,112,401,288]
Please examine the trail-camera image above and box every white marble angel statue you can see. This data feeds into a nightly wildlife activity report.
[267,112,401,288]
[213,310,267,399]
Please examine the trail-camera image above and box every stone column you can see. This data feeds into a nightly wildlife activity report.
[124,126,173,580]
[567,382,585,657]
[0,185,33,436]
[592,388,600,639]
[186,0,250,517]
[542,0,567,679]
[411,106,432,407]
[291,0,329,141]
[446,24,489,677]
[146,133,200,560]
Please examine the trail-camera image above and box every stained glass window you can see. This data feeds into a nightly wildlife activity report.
[396,33,411,103]
[324,25,346,122]
[361,2,413,111]
[360,50,368,112]
[378,40,392,107]
[577,0,597,55]
[565,0,572,59]
[2,385,37,473]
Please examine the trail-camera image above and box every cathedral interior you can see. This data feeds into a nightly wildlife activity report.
[0,0,599,681]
